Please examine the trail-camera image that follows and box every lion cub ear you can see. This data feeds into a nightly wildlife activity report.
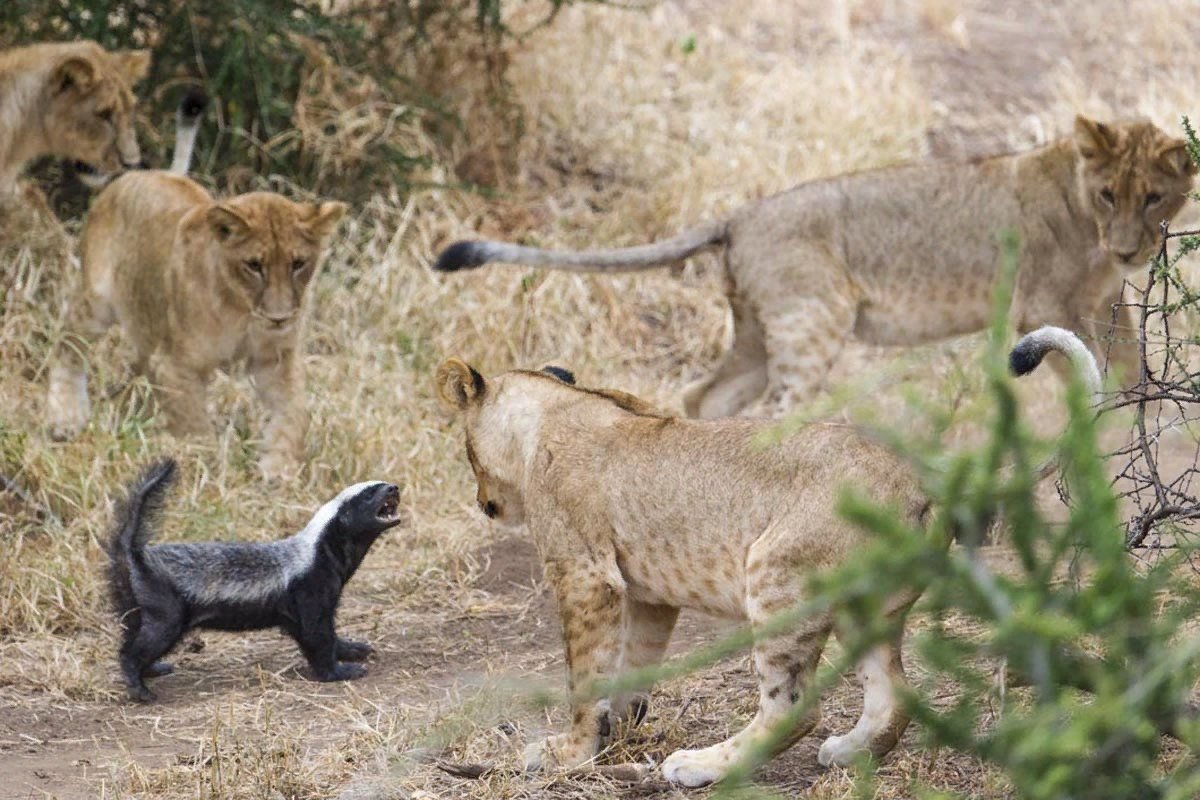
[114,50,151,84]
[1157,139,1198,177]
[52,56,98,96]
[307,201,348,239]
[436,358,486,410]
[206,205,251,243]
[1074,115,1120,162]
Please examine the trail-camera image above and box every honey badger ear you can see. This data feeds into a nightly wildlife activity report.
[436,358,486,409]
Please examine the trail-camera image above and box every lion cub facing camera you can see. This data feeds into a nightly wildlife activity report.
[47,171,346,477]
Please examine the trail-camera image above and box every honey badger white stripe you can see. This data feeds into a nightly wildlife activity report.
[144,481,389,606]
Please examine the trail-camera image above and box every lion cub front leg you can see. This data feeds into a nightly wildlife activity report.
[249,339,307,480]
[46,290,116,440]
[525,559,626,773]
[150,353,212,437]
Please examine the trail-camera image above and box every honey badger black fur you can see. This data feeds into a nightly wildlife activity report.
[107,459,402,701]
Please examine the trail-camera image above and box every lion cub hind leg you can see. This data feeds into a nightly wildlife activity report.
[610,599,680,726]
[525,557,627,772]
[745,255,860,417]
[817,639,910,767]
[46,289,117,439]
[682,296,769,420]
[662,549,831,787]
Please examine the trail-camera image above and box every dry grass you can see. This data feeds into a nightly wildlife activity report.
[4,0,1200,797]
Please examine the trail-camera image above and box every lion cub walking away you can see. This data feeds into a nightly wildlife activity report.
[45,167,346,477]
[436,116,1194,418]
[108,459,402,701]
[436,339,1100,786]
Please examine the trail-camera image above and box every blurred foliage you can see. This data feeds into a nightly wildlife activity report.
[761,235,1200,798]
[0,0,593,209]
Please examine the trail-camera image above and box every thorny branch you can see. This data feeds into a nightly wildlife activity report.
[1113,223,1200,552]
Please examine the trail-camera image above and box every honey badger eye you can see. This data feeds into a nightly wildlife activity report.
[1099,188,1115,206]
[1145,192,1163,208]
[244,259,263,274]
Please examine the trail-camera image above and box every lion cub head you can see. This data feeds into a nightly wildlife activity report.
[34,42,151,179]
[437,361,594,528]
[194,193,347,328]
[1074,115,1196,266]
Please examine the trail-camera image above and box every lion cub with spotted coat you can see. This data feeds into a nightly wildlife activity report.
[46,172,345,477]
[437,117,1195,417]
[437,338,1100,785]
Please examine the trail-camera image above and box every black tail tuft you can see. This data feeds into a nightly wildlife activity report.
[178,87,209,121]
[1009,338,1049,377]
[107,459,177,617]
[434,241,490,272]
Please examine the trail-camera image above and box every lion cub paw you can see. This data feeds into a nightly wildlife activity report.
[523,732,595,773]
[46,365,90,440]
[817,733,866,767]
[258,450,301,482]
[661,746,732,787]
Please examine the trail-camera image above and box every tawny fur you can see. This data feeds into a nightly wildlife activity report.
[435,337,1099,786]
[436,117,1195,418]
[0,40,148,285]
[46,173,347,478]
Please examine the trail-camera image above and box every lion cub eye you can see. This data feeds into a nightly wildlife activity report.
[1098,188,1115,207]
[291,258,307,273]
[96,108,114,123]
[244,259,264,275]
[1145,192,1163,209]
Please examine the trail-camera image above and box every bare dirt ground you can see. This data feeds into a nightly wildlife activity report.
[4,1,1200,798]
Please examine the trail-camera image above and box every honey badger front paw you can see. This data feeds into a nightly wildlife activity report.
[336,638,373,662]
[315,662,367,682]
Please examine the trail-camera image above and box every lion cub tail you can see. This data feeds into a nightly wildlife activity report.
[434,219,728,274]
[1009,326,1104,407]
[1009,326,1105,483]
[170,87,209,174]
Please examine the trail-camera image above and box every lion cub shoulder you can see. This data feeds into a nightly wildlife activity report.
[47,169,346,478]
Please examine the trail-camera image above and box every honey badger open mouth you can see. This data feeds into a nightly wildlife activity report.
[376,485,401,523]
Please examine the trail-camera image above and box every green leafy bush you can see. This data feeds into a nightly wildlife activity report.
[0,0,587,205]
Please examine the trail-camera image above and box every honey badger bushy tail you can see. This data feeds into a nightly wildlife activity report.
[434,219,728,274]
[107,459,177,617]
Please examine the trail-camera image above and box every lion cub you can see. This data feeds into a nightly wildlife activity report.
[437,116,1195,417]
[46,172,346,477]
[436,337,1098,786]
[0,41,148,280]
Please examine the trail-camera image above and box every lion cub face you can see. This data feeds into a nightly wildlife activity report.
[42,45,150,177]
[201,193,347,328]
[1074,116,1196,266]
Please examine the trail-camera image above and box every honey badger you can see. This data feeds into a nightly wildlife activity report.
[107,459,402,701]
